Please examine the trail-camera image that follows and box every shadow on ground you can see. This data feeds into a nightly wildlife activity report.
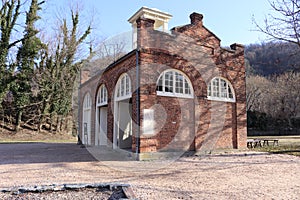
[0,143,97,165]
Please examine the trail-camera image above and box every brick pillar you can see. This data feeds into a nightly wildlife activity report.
[236,102,247,148]
[232,103,238,148]
[136,17,155,48]
[190,12,203,26]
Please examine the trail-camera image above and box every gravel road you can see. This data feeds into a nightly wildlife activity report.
[0,143,299,199]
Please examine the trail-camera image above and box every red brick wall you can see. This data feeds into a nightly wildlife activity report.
[136,12,247,152]
[78,11,247,154]
[79,52,137,147]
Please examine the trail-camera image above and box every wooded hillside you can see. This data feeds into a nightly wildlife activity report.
[245,42,300,135]
[245,42,300,76]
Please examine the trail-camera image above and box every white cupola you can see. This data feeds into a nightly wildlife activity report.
[128,7,172,49]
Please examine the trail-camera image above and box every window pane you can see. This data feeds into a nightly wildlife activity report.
[121,77,125,96]
[208,77,235,101]
[157,76,163,92]
[208,82,211,96]
[84,94,91,108]
[87,95,90,107]
[117,86,120,97]
[228,86,233,98]
[164,71,173,93]
[104,87,107,102]
[102,87,104,102]
[97,91,100,104]
[101,87,104,103]
[184,79,191,94]
[116,74,132,99]
[99,86,107,104]
[220,79,227,98]
[175,72,184,94]
[156,70,193,98]
[125,75,130,95]
[212,78,219,97]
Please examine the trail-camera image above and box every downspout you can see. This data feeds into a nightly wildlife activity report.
[77,68,82,145]
[135,49,140,160]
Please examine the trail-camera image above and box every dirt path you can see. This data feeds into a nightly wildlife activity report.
[0,143,299,199]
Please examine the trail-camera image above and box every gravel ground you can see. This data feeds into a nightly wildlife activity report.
[0,188,113,200]
[0,143,300,199]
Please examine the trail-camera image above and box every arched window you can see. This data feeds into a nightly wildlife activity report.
[156,69,193,98]
[83,93,91,109]
[96,85,108,146]
[207,77,235,102]
[115,73,131,101]
[97,85,108,106]
[82,93,92,145]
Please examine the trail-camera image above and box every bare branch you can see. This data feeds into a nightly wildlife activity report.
[254,0,300,47]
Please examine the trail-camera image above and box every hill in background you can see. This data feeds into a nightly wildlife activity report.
[245,42,300,76]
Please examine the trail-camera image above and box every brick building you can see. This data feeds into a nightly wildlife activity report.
[78,7,247,159]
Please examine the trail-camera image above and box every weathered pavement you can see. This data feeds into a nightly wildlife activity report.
[0,143,300,199]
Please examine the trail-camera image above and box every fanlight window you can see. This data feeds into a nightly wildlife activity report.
[97,85,108,106]
[207,77,235,102]
[156,70,193,98]
[83,93,91,109]
[115,73,131,101]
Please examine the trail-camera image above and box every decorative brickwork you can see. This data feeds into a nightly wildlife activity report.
[78,8,247,159]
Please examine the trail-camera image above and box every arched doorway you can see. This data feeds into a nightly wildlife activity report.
[95,85,108,146]
[82,93,92,145]
[113,73,133,150]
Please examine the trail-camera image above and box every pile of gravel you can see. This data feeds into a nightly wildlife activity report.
[0,183,136,200]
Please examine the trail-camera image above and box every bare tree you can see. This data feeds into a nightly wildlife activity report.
[247,72,300,130]
[271,72,300,126]
[254,0,300,46]
[246,75,272,112]
[86,32,131,76]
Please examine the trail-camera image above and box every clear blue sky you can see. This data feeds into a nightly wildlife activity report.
[44,0,275,47]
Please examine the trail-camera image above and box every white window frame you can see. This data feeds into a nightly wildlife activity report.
[82,92,92,145]
[115,73,132,101]
[207,77,235,102]
[156,69,194,98]
[97,85,108,107]
[83,93,91,110]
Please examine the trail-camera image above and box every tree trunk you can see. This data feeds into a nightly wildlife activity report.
[60,116,64,133]
[38,100,49,132]
[15,110,22,132]
[56,116,61,133]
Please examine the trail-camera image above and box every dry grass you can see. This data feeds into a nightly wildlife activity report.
[255,145,300,156]
[0,128,77,143]
[249,135,300,156]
